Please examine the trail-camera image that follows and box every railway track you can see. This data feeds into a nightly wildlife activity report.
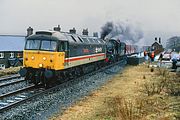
[0,78,26,88]
[0,74,20,82]
[0,60,126,113]
[0,74,26,88]
[0,84,36,112]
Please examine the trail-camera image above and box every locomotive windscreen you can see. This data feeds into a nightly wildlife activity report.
[25,39,57,51]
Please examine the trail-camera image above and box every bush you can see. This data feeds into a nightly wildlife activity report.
[105,96,145,120]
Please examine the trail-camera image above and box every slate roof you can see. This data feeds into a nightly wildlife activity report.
[0,35,25,51]
[152,42,163,48]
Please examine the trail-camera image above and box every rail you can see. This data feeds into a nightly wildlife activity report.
[0,59,126,113]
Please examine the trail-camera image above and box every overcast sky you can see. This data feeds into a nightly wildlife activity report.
[0,0,180,45]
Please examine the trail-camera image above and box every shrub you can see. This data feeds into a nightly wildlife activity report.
[105,96,145,120]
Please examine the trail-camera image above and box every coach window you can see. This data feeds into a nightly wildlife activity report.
[10,52,14,58]
[0,53,4,58]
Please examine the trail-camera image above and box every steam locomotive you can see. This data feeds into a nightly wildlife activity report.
[19,30,127,86]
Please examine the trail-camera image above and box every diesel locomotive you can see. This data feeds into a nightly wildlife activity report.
[19,30,126,86]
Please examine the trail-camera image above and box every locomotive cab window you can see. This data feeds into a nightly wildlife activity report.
[41,40,57,51]
[25,40,41,50]
[58,41,69,58]
[25,39,57,51]
[58,41,68,52]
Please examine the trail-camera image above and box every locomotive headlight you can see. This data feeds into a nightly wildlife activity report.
[43,57,46,61]
[39,63,43,67]
[31,56,35,60]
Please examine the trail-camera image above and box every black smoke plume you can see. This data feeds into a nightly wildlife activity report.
[100,21,144,45]
[100,22,114,39]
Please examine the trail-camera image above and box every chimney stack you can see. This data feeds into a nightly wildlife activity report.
[82,29,88,36]
[69,27,76,34]
[159,37,161,44]
[54,25,61,32]
[93,32,98,38]
[27,26,33,37]
[155,37,157,41]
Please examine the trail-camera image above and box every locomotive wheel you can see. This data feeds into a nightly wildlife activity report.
[55,71,64,81]
[34,70,43,86]
[43,80,51,88]
[25,73,33,84]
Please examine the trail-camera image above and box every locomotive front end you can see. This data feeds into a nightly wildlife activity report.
[19,31,66,85]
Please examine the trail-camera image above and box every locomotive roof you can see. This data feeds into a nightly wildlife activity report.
[28,30,105,45]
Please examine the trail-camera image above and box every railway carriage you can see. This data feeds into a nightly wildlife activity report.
[125,44,139,55]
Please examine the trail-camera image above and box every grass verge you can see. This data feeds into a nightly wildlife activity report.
[0,67,20,77]
[50,64,180,120]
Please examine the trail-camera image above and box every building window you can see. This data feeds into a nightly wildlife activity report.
[0,64,5,69]
[0,53,4,58]
[17,53,20,58]
[10,52,14,58]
